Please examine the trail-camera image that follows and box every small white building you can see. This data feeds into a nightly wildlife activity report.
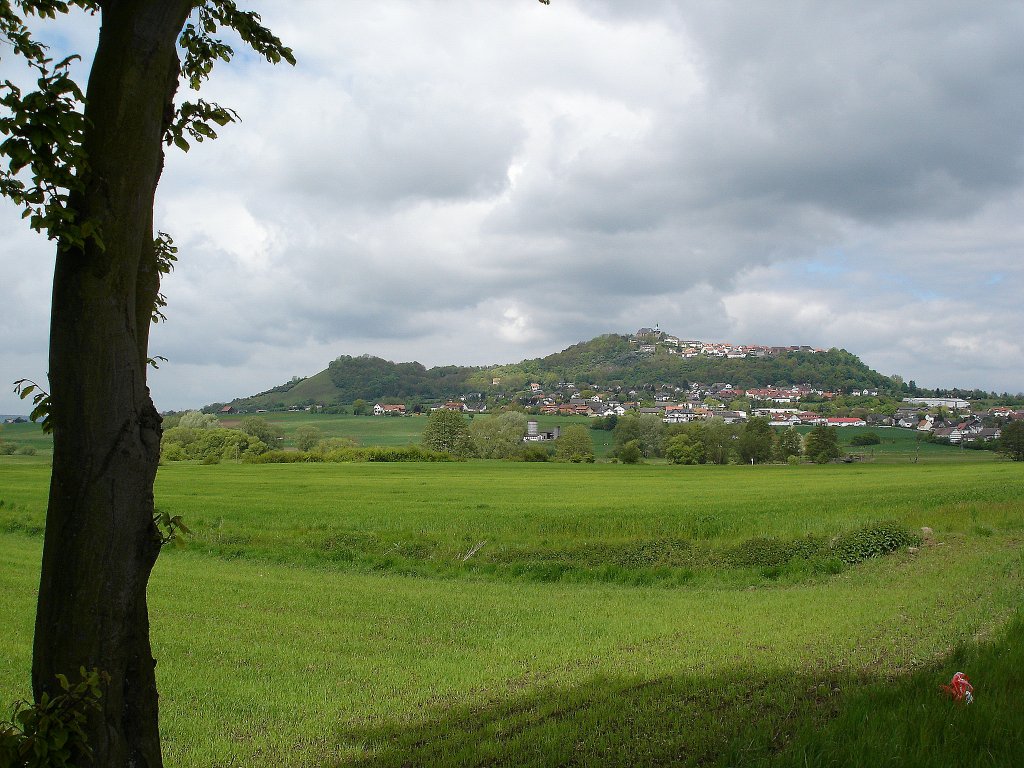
[902,397,970,410]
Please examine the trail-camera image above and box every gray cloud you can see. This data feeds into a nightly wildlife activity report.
[2,0,1023,413]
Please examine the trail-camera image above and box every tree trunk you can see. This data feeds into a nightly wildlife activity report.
[33,3,193,766]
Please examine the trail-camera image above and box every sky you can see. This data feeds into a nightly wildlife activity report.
[2,0,1023,414]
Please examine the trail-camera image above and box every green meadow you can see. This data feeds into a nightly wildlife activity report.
[1,452,1022,765]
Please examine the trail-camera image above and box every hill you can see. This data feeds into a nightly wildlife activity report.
[218,333,899,412]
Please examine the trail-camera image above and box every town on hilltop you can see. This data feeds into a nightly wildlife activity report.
[337,328,1021,448]
[628,326,827,359]
[209,326,1023,448]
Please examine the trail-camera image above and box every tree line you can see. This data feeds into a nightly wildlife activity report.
[602,414,842,465]
[417,410,849,465]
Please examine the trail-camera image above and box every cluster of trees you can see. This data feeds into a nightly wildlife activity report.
[326,355,482,402]
[420,410,595,462]
[247,445,454,464]
[160,412,284,463]
[608,415,842,465]
[417,409,856,465]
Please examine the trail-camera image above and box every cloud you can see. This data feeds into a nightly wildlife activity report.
[2,0,1024,413]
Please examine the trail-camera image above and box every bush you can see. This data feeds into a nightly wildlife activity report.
[177,410,219,429]
[555,425,595,463]
[245,445,457,464]
[517,445,551,462]
[618,439,643,464]
[850,431,882,446]
[295,425,323,451]
[15,446,36,456]
[0,669,107,768]
[725,535,826,569]
[0,443,16,455]
[831,522,922,564]
[160,443,186,462]
[161,426,268,462]
[665,434,705,465]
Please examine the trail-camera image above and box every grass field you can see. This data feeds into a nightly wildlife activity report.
[0,457,1021,765]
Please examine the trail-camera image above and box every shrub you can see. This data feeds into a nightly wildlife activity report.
[245,446,456,464]
[177,410,219,429]
[850,431,882,446]
[725,535,826,568]
[555,425,595,463]
[15,446,36,456]
[0,669,107,768]
[295,425,323,451]
[0,443,17,455]
[665,434,705,465]
[618,439,643,464]
[161,427,268,462]
[518,445,551,462]
[831,522,922,564]
[421,409,472,457]
[160,443,186,462]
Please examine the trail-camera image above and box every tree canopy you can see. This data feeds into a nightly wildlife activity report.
[804,425,842,464]
[421,409,472,457]
[999,420,1024,461]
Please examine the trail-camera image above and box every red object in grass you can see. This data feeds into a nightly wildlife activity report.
[941,672,974,704]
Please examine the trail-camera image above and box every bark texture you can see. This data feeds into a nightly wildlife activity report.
[33,3,193,766]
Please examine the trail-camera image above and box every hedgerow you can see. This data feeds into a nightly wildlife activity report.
[244,445,458,463]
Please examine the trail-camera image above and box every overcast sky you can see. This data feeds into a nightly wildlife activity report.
[2,0,1023,414]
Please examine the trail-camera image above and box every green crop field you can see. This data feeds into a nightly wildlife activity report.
[1,457,1021,766]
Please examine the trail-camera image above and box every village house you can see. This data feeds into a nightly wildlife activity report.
[827,417,867,427]
[373,403,406,416]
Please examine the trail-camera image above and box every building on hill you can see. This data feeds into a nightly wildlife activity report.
[902,397,970,409]
[373,403,406,416]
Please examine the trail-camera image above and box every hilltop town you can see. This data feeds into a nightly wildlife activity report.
[206,328,1023,447]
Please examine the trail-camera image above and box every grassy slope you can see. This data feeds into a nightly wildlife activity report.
[0,459,1021,766]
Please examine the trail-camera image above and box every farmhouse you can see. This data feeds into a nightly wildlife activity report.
[373,403,406,416]
[524,420,560,442]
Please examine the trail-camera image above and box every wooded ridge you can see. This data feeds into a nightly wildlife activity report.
[217,331,913,411]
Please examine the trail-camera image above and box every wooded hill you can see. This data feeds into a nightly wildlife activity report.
[219,334,898,411]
